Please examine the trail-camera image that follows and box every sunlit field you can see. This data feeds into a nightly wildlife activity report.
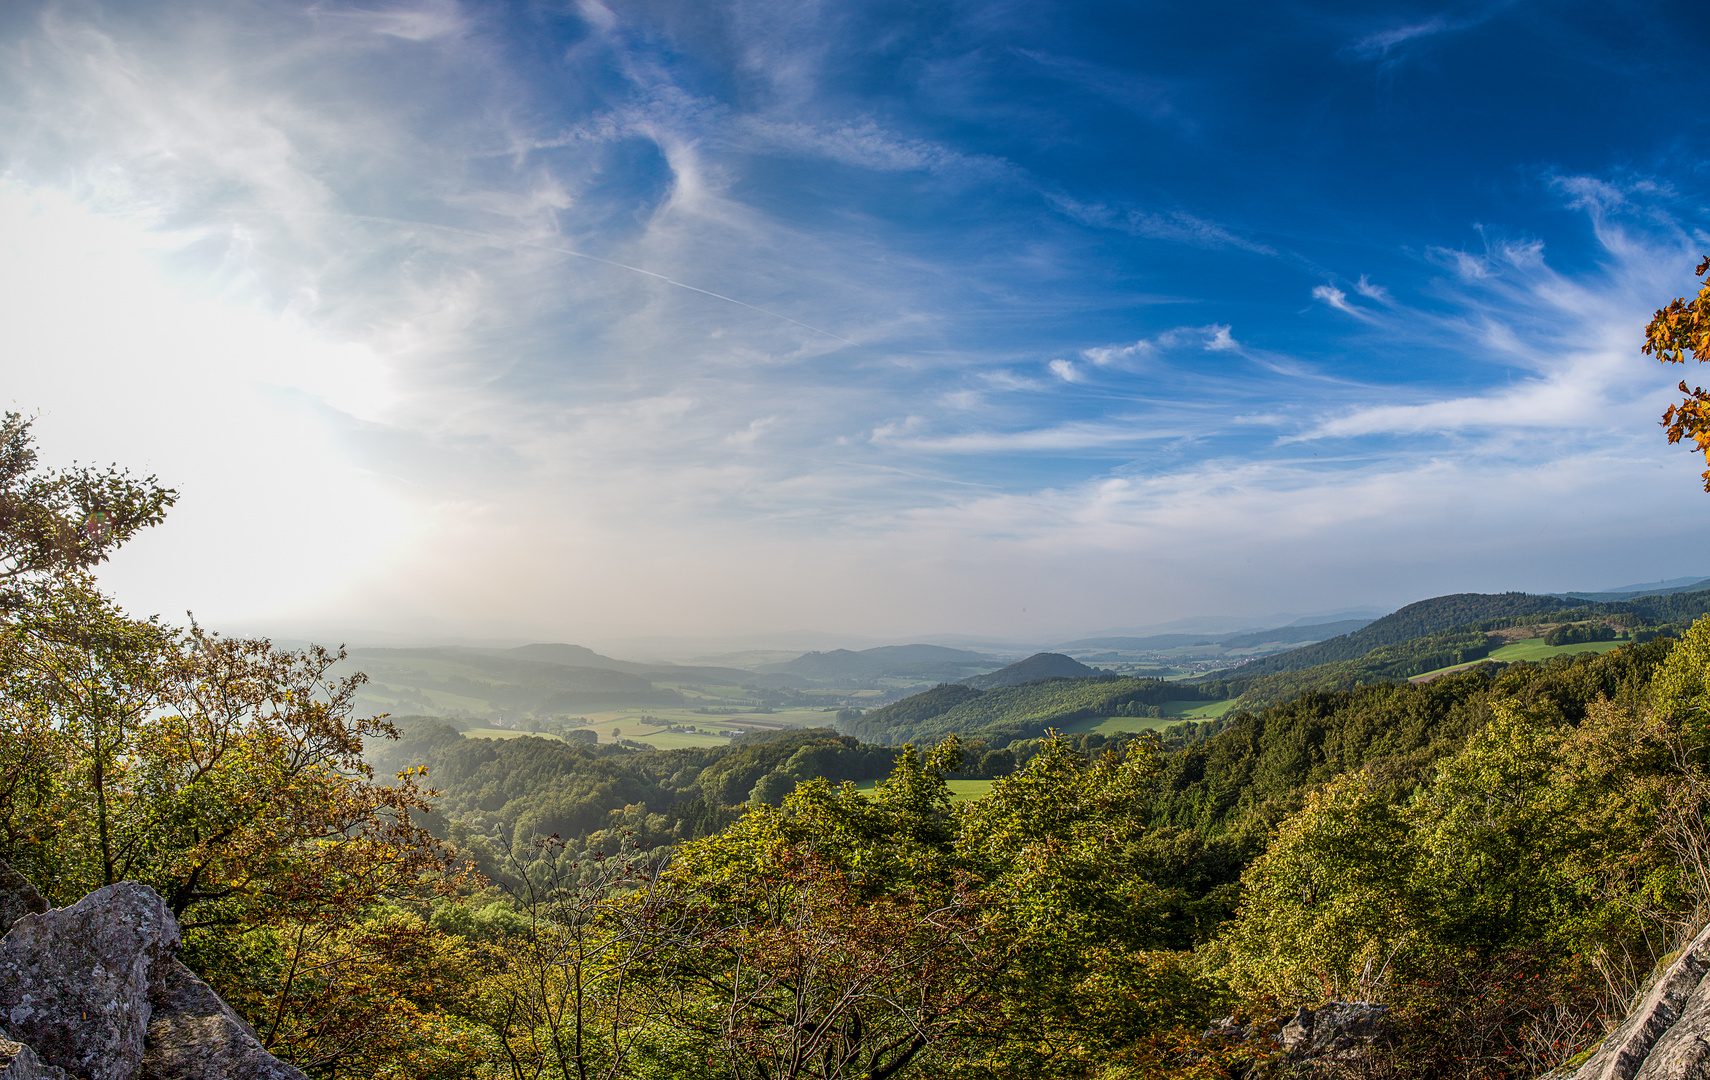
[1410,635,1625,682]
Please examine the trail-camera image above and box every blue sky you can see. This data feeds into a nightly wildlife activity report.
[1,0,1708,647]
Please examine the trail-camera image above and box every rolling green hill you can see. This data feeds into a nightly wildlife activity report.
[1215,593,1572,680]
[1217,589,1710,688]
[343,648,683,715]
[839,674,1213,745]
[1196,590,1710,708]
[962,652,1097,689]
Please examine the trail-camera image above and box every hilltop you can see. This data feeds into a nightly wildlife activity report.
[962,652,1097,689]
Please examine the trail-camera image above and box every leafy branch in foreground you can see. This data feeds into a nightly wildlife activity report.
[1644,256,1710,489]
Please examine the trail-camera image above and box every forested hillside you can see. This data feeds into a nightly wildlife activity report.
[839,673,1213,744]
[1215,616,1373,649]
[1196,589,1710,708]
[961,651,1096,689]
[1217,592,1571,678]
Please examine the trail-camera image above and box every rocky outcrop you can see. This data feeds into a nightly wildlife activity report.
[1206,1000,1391,1067]
[0,860,306,1080]
[0,868,45,933]
[142,961,305,1080]
[0,1033,67,1079]
[1278,1001,1390,1060]
[0,881,180,1080]
[1566,921,1710,1079]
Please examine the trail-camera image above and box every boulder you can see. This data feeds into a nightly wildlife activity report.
[0,865,45,933]
[0,868,317,1080]
[1204,1000,1390,1069]
[1278,1001,1390,1060]
[0,881,179,1080]
[0,1033,66,1079]
[142,960,307,1080]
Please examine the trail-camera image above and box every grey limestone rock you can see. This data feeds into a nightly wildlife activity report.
[141,960,307,1080]
[1203,1000,1390,1067]
[0,865,46,933]
[0,880,180,1080]
[1572,921,1710,1080]
[0,1033,67,1080]
[1279,1001,1390,1060]
[1633,968,1710,1080]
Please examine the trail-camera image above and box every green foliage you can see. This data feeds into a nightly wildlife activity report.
[0,412,177,613]
[1545,621,1619,646]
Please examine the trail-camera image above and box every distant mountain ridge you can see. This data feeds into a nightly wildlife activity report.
[758,644,998,682]
[1552,577,1710,603]
[1054,617,1374,654]
[500,643,765,687]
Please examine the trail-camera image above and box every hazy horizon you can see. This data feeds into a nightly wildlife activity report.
[4,0,1708,645]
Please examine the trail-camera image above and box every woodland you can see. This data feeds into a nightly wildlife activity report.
[1,262,1709,1078]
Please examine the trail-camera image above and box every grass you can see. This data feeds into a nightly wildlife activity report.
[1410,637,1626,682]
[1486,638,1624,663]
[1057,715,1174,736]
[630,729,740,751]
[463,728,560,741]
[947,779,995,801]
[614,705,842,729]
[1161,698,1238,720]
[849,778,995,802]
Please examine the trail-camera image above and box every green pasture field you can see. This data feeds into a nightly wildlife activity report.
[629,728,743,751]
[1161,698,1238,720]
[357,684,495,717]
[1486,638,1624,663]
[1057,715,1174,736]
[621,704,842,729]
[850,778,994,802]
[462,728,558,741]
[1410,637,1624,682]
[570,705,841,749]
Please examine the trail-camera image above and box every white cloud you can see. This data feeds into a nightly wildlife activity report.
[725,416,776,448]
[1312,284,1376,321]
[1,0,1705,645]
[1204,325,1239,352]
[1354,275,1391,304]
[1048,358,1084,382]
[310,1,466,43]
[1081,339,1155,368]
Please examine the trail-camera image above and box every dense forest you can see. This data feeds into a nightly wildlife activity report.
[14,381,1710,1080]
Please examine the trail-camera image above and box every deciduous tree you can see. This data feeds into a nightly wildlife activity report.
[1644,257,1710,488]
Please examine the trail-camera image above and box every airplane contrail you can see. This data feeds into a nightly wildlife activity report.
[338,214,862,347]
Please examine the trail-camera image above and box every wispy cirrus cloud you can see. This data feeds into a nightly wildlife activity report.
[1311,284,1378,321]
[1047,192,1276,254]
[1,0,1705,643]
[1349,4,1514,60]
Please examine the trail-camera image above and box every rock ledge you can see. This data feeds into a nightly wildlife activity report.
[0,863,305,1080]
